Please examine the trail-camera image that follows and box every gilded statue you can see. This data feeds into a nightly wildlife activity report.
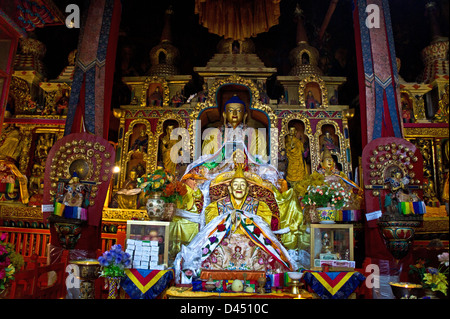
[285,126,308,183]
[318,148,363,210]
[176,164,296,276]
[0,124,29,204]
[0,124,23,161]
[200,95,267,165]
[306,90,319,109]
[131,129,148,153]
[384,169,417,217]
[35,135,50,160]
[320,131,339,155]
[434,84,449,123]
[148,86,163,106]
[113,168,142,209]
[160,124,181,176]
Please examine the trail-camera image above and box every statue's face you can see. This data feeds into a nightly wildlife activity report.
[129,170,137,180]
[288,127,297,137]
[322,156,334,170]
[225,103,245,128]
[166,125,174,135]
[230,177,248,200]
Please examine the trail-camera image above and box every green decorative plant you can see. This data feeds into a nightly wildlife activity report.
[301,181,351,210]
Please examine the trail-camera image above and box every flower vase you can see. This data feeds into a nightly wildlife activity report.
[107,277,122,299]
[316,207,337,224]
[423,288,439,299]
[146,192,165,220]
[161,202,176,221]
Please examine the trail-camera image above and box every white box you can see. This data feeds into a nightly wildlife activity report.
[150,241,158,246]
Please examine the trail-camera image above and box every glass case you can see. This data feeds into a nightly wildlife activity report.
[125,220,170,269]
[310,224,354,271]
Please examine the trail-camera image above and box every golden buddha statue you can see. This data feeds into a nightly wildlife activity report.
[114,168,142,209]
[318,148,363,210]
[285,126,308,183]
[317,148,339,177]
[160,124,181,176]
[200,95,267,164]
[0,124,22,161]
[0,124,29,204]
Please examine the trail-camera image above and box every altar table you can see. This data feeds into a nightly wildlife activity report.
[303,271,366,299]
[162,286,315,299]
[121,268,174,299]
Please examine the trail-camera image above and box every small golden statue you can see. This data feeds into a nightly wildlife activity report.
[160,124,181,176]
[285,126,308,183]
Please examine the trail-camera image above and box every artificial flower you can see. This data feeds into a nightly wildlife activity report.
[301,182,351,210]
[438,252,449,267]
[161,181,188,204]
[98,244,131,278]
[409,254,449,296]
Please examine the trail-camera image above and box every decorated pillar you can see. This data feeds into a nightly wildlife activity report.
[64,0,122,139]
[353,0,403,147]
[43,0,121,259]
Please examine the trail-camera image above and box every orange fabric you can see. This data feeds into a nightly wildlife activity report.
[195,0,281,40]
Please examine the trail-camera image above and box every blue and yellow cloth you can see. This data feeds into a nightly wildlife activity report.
[121,268,174,299]
[303,271,365,299]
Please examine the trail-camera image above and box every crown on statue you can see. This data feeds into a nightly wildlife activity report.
[232,163,246,180]
[321,148,333,161]
[224,94,245,107]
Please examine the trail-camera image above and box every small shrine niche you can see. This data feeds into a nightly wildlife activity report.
[298,76,329,108]
[129,123,149,153]
[304,83,322,109]
[157,119,181,175]
[285,119,312,175]
[147,84,164,107]
[121,121,151,188]
[318,124,342,171]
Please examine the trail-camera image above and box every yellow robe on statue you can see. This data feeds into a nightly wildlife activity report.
[205,193,272,233]
[273,187,309,251]
[169,186,202,260]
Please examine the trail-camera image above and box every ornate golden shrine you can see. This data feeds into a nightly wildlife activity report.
[1,3,447,256]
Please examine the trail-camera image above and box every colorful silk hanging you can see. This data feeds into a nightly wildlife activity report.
[353,0,403,146]
[64,0,121,139]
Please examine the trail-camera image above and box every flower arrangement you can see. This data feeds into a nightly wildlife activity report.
[137,168,171,194]
[1,233,24,292]
[161,181,188,204]
[409,252,449,296]
[294,171,325,198]
[98,244,131,278]
[301,181,351,210]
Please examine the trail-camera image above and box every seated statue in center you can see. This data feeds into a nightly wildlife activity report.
[184,94,273,184]
[175,164,297,282]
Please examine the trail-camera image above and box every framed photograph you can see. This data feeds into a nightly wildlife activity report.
[126,220,170,268]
